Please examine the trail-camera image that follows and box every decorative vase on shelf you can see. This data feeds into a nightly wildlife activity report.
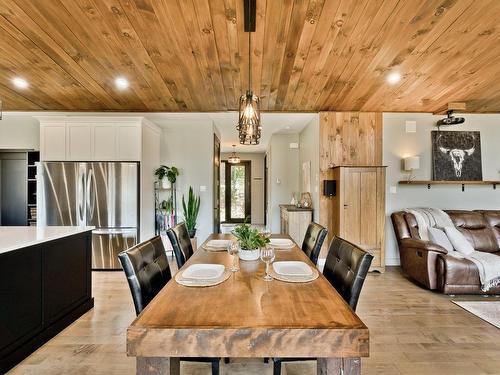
[238,248,260,261]
[161,179,170,189]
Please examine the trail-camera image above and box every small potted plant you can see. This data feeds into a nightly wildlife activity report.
[182,186,200,238]
[232,222,270,261]
[154,165,179,189]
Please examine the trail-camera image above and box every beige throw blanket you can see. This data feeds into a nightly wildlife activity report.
[404,208,455,240]
[467,251,500,292]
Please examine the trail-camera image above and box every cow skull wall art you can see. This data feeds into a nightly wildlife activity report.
[431,131,482,181]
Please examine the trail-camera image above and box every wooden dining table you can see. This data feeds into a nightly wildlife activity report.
[126,234,369,375]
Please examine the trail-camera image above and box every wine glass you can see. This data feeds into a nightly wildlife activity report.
[260,226,272,239]
[227,241,239,272]
[260,246,275,281]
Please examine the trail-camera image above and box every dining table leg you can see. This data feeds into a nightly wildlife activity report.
[317,357,361,375]
[136,357,180,375]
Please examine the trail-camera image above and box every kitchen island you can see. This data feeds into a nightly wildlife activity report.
[0,226,94,373]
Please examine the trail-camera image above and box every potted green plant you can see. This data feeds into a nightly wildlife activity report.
[232,222,270,261]
[154,165,179,189]
[182,186,200,238]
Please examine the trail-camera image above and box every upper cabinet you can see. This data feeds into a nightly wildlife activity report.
[39,123,66,161]
[37,117,152,162]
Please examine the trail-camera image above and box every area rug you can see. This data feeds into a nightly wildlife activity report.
[452,301,500,328]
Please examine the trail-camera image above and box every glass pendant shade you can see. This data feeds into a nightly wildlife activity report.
[228,145,241,164]
[237,90,261,145]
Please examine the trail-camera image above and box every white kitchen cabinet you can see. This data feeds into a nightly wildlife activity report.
[38,117,144,162]
[40,123,66,161]
[66,123,92,160]
[117,125,141,161]
[93,124,117,161]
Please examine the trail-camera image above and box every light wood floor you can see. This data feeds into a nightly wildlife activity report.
[9,266,500,375]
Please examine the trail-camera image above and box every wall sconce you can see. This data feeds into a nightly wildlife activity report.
[404,156,420,182]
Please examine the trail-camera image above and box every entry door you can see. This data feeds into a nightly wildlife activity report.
[221,161,251,223]
[213,134,221,233]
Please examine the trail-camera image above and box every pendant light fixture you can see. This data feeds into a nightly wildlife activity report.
[228,145,241,164]
[237,0,261,145]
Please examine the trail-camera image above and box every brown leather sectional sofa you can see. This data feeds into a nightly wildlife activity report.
[391,210,500,294]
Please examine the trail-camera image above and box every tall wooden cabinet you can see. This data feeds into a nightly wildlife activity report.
[330,166,386,272]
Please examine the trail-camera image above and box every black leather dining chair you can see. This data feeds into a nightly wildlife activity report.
[322,236,374,311]
[301,222,328,265]
[166,222,194,269]
[272,236,373,375]
[118,236,220,375]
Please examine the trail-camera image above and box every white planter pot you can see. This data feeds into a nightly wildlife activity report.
[161,179,171,189]
[238,248,260,261]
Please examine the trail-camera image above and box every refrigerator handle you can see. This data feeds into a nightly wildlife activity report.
[77,166,86,225]
[86,168,96,223]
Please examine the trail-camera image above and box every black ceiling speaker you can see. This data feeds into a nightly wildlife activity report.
[437,110,465,126]
[244,0,256,32]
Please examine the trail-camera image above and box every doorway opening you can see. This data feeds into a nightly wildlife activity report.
[220,160,251,223]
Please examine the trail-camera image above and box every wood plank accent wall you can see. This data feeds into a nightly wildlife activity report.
[318,112,382,258]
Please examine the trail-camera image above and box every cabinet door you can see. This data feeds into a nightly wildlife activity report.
[359,170,378,250]
[43,233,90,323]
[117,125,141,161]
[0,248,42,354]
[343,169,361,244]
[40,124,66,161]
[93,124,117,160]
[66,123,92,160]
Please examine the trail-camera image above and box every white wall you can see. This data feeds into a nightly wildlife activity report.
[160,120,215,243]
[299,115,320,221]
[0,113,40,150]
[383,113,500,265]
[140,121,161,240]
[267,133,300,232]
[220,152,265,224]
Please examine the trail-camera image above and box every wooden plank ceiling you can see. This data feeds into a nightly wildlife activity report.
[0,0,499,112]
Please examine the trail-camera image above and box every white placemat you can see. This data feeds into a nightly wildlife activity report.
[269,264,319,283]
[175,268,231,287]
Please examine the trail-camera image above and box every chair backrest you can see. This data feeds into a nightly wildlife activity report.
[118,236,172,316]
[301,222,328,265]
[166,222,194,269]
[323,236,373,311]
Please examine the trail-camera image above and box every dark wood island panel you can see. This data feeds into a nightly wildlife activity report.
[0,230,94,373]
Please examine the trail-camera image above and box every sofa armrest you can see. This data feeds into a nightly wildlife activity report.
[400,238,448,254]
[398,238,447,290]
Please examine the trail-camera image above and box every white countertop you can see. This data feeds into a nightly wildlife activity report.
[0,226,95,255]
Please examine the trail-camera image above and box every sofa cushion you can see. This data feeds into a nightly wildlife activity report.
[404,213,420,239]
[428,227,454,252]
[446,210,499,253]
[477,211,500,249]
[445,227,475,255]
[446,210,488,229]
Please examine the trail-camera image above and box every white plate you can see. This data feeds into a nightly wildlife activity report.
[269,238,294,248]
[182,264,225,280]
[205,239,231,248]
[273,261,313,277]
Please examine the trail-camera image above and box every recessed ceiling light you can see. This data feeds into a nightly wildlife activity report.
[284,125,291,130]
[12,77,28,89]
[387,72,401,85]
[115,77,129,90]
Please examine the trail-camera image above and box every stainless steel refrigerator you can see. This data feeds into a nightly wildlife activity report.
[37,162,139,270]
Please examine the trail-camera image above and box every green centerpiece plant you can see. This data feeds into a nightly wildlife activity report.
[232,222,270,261]
[182,186,200,238]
